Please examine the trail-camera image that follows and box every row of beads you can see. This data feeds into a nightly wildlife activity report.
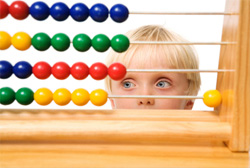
[0,31,130,52]
[0,87,222,107]
[0,61,126,80]
[0,1,128,22]
[0,87,108,106]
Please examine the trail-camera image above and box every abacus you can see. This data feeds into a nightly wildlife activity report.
[0,0,249,167]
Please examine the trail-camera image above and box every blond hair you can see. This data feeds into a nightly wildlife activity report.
[105,25,201,96]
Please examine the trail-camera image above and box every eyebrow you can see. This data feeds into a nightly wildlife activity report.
[122,72,180,83]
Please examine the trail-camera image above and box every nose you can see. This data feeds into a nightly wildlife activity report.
[136,84,155,105]
[137,98,155,105]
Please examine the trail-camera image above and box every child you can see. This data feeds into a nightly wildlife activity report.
[105,25,201,109]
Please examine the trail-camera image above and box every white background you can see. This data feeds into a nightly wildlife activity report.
[0,0,226,110]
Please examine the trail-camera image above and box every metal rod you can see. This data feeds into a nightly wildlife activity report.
[108,95,204,99]
[130,41,237,45]
[129,12,238,15]
[126,69,235,73]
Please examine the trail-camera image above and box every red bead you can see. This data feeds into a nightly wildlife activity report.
[52,62,70,80]
[89,62,108,80]
[71,62,89,80]
[9,1,29,20]
[0,1,9,19]
[108,62,127,80]
[33,61,51,79]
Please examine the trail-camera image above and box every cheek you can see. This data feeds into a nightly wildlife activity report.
[114,99,136,109]
[155,99,186,109]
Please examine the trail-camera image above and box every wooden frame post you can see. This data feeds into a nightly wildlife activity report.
[217,0,250,152]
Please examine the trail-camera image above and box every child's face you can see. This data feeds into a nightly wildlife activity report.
[110,59,194,109]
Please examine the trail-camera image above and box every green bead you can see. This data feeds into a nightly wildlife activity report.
[51,33,70,51]
[92,34,110,52]
[0,87,15,105]
[16,87,34,105]
[111,34,130,53]
[32,33,51,51]
[73,34,91,52]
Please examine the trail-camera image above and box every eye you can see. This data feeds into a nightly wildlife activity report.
[156,80,171,88]
[122,81,135,88]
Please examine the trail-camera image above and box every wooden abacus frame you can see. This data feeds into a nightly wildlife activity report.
[0,0,249,155]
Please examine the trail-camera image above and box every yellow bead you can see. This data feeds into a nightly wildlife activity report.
[53,88,71,106]
[72,89,90,106]
[203,90,222,107]
[0,31,11,50]
[90,89,108,106]
[34,88,53,106]
[11,32,31,50]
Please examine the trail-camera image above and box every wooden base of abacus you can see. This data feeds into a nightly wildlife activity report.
[0,109,249,168]
[1,142,249,168]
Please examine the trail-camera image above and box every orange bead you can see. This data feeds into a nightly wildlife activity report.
[203,90,222,108]
[72,89,90,106]
[34,88,53,106]
[0,31,11,50]
[53,88,71,106]
[222,90,234,108]
[12,32,31,50]
[90,89,108,106]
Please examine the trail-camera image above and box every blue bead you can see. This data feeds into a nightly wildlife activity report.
[50,2,70,21]
[89,3,108,22]
[0,61,13,79]
[70,3,89,22]
[13,61,32,79]
[110,4,129,23]
[30,1,50,21]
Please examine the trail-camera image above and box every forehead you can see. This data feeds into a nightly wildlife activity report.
[123,44,176,69]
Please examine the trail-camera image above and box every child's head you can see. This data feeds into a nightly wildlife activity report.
[105,25,201,109]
